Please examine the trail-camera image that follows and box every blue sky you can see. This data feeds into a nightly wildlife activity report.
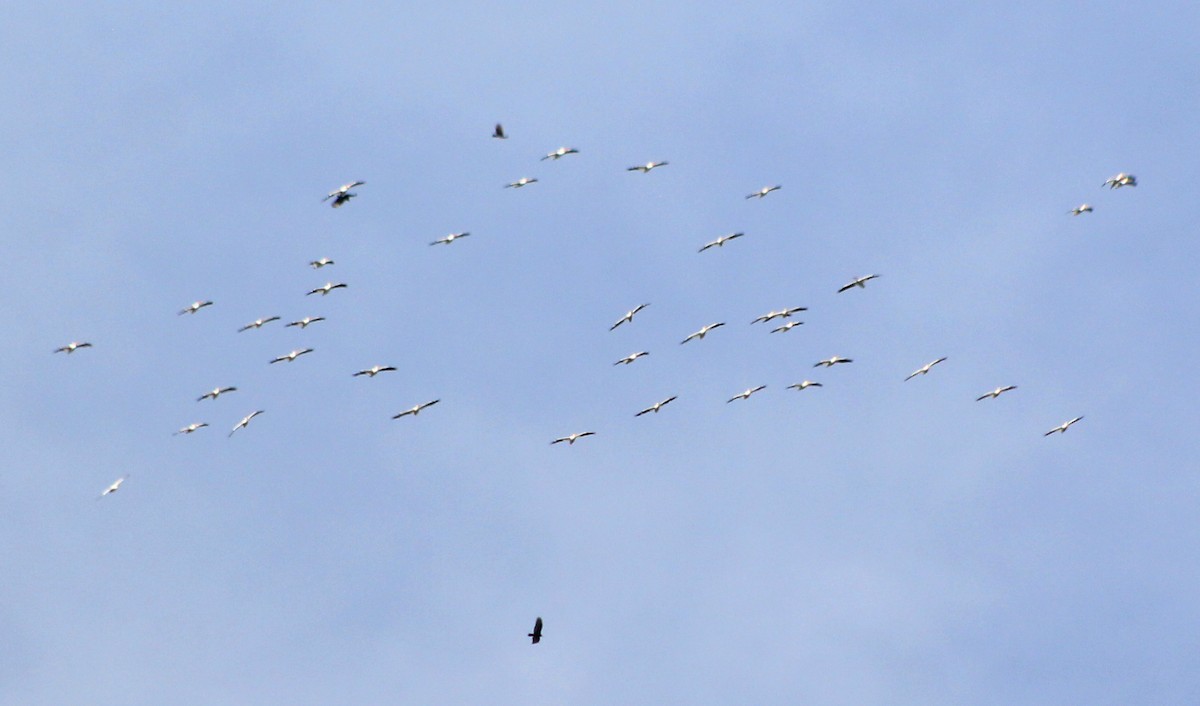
[3,3,1199,704]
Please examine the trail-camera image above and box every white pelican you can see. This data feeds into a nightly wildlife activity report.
[229,410,265,437]
[635,396,677,416]
[54,341,92,354]
[727,385,767,403]
[786,380,822,391]
[771,321,803,333]
[178,300,213,315]
[1044,416,1084,436]
[505,177,538,188]
[430,232,470,246]
[270,348,314,364]
[1070,204,1093,216]
[238,316,280,332]
[752,307,806,324]
[814,356,852,367]
[698,232,744,252]
[681,322,725,344]
[1103,173,1136,189]
[541,147,579,160]
[976,385,1017,401]
[837,274,880,293]
[174,422,209,435]
[306,282,348,296]
[614,351,649,365]
[551,431,595,445]
[393,399,440,418]
[286,316,325,329]
[197,386,237,402]
[746,185,782,199]
[493,123,507,139]
[353,365,398,378]
[323,181,365,207]
[98,475,127,499]
[310,257,335,269]
[627,161,668,173]
[904,357,947,381]
[610,303,650,331]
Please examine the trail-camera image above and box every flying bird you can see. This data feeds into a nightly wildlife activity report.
[628,161,668,173]
[1044,416,1084,436]
[1069,204,1093,216]
[787,380,822,391]
[306,282,348,296]
[636,396,677,416]
[610,303,650,331]
[752,307,806,324]
[905,357,948,381]
[541,147,579,160]
[54,341,92,354]
[178,300,213,315]
[727,385,767,403]
[393,399,440,418]
[504,177,538,188]
[270,348,314,364]
[528,617,543,644]
[98,476,127,499]
[174,422,209,435]
[771,321,803,333]
[238,316,280,332]
[197,386,237,402]
[837,274,881,293]
[353,365,398,378]
[286,316,325,329]
[614,351,649,365]
[698,232,745,252]
[310,257,335,269]
[746,185,782,199]
[323,181,365,207]
[814,356,853,367]
[976,385,1017,401]
[1103,173,1137,189]
[492,123,507,139]
[430,232,470,246]
[229,410,265,437]
[681,322,725,344]
[551,431,595,445]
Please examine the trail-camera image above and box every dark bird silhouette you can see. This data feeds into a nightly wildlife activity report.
[528,617,543,644]
[493,123,507,139]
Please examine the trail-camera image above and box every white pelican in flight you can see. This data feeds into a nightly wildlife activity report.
[430,232,470,246]
[551,431,595,445]
[229,410,265,437]
[727,385,767,403]
[197,386,237,402]
[681,322,725,344]
[610,303,649,331]
[270,348,314,364]
[238,316,280,332]
[837,274,880,293]
[393,399,440,418]
[323,181,365,207]
[505,177,538,188]
[354,365,398,378]
[614,351,650,365]
[1044,416,1084,436]
[698,232,744,252]
[786,380,822,391]
[746,185,781,199]
[306,282,348,296]
[905,357,947,381]
[976,385,1017,401]
[178,300,213,315]
[627,161,668,173]
[54,341,92,354]
[1103,173,1136,189]
[635,396,677,416]
[310,257,335,269]
[286,316,325,329]
[174,422,209,435]
[541,147,579,160]
[814,356,853,367]
[1069,204,1093,216]
[771,321,803,333]
[752,307,806,324]
[98,476,127,499]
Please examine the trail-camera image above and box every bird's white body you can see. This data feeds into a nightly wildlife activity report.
[505,177,538,188]
[54,341,92,354]
[746,185,781,199]
[430,232,470,246]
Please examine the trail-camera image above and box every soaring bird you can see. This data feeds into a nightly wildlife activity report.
[551,432,595,445]
[270,348,314,364]
[746,185,782,199]
[976,385,1017,401]
[814,356,852,367]
[610,303,650,331]
[541,147,579,160]
[1070,204,1094,216]
[905,357,948,381]
[174,422,209,435]
[727,385,767,403]
[286,316,326,329]
[614,351,649,365]
[197,386,237,402]
[698,232,744,253]
[310,257,335,269]
[323,181,365,207]
[98,476,127,499]
[752,307,806,324]
[528,617,543,644]
[492,123,507,139]
[681,322,725,344]
[229,410,265,437]
[393,399,440,418]
[178,300,213,315]
[307,282,348,296]
[354,365,398,378]
[430,232,470,246]
[505,177,538,188]
[1044,416,1084,436]
[628,161,668,173]
[837,274,880,293]
[636,396,677,416]
[771,321,803,334]
[54,341,92,354]
[1103,173,1137,189]
[787,380,822,391]
[238,316,280,332]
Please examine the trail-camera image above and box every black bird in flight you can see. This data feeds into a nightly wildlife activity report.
[528,617,543,644]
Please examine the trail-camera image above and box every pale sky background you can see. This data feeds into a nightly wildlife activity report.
[2,2,1199,704]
